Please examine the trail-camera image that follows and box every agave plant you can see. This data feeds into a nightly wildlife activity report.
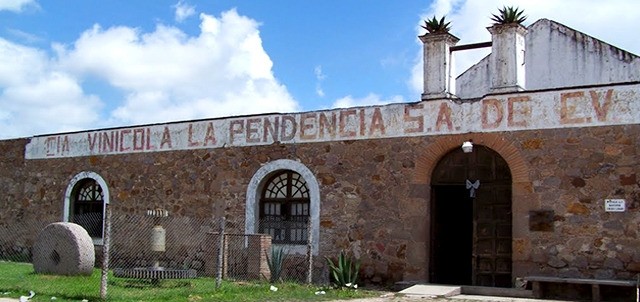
[422,16,451,34]
[325,250,360,289]
[490,6,527,25]
[266,246,288,283]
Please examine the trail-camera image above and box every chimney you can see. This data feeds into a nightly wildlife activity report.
[420,32,459,100]
[488,23,527,93]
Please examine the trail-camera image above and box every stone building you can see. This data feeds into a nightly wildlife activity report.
[1,17,639,289]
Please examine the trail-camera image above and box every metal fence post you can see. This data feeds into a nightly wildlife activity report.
[306,221,313,284]
[215,216,225,289]
[100,203,112,300]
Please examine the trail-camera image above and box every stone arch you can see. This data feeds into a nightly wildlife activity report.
[63,171,110,245]
[413,133,534,279]
[413,133,530,185]
[245,159,320,255]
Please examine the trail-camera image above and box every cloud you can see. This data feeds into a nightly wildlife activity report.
[0,38,102,138]
[0,0,37,12]
[331,94,405,109]
[174,0,196,23]
[6,28,44,44]
[0,8,297,138]
[314,65,325,97]
[410,0,640,94]
[54,8,297,126]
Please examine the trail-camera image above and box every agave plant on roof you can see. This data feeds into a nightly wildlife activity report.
[422,16,451,34]
[490,6,527,25]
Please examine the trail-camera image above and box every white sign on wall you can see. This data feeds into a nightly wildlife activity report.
[604,199,626,212]
[23,84,640,159]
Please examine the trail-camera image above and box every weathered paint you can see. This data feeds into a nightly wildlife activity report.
[456,19,640,99]
[24,85,639,159]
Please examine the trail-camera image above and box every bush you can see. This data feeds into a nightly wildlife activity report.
[325,250,360,289]
[266,246,287,283]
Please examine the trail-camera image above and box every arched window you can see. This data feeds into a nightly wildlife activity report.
[64,171,109,245]
[259,171,310,244]
[246,159,320,255]
[71,179,104,238]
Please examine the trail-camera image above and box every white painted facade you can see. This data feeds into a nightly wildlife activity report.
[456,19,640,99]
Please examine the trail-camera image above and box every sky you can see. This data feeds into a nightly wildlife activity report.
[1,0,639,139]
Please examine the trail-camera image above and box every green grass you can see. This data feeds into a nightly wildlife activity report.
[0,262,378,302]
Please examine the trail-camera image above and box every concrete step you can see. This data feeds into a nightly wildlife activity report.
[399,284,461,297]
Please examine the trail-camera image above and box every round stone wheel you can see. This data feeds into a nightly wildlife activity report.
[32,222,95,275]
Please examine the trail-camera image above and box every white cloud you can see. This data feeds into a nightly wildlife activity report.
[0,8,297,138]
[314,65,325,97]
[0,39,102,138]
[410,0,640,94]
[54,8,297,126]
[173,0,196,23]
[0,0,37,12]
[331,94,405,109]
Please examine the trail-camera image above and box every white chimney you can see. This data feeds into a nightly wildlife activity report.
[420,32,459,100]
[488,24,527,93]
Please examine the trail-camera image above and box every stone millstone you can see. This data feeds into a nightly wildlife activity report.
[32,222,95,275]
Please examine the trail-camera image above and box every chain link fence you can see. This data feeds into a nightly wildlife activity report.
[0,204,316,299]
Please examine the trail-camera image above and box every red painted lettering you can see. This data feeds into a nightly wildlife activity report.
[263,117,279,142]
[119,129,131,152]
[204,122,216,146]
[246,118,261,143]
[146,128,155,150]
[188,124,201,147]
[359,109,366,136]
[300,113,317,140]
[88,133,98,152]
[369,108,385,135]
[435,102,453,132]
[590,89,613,122]
[160,126,172,149]
[229,120,244,143]
[482,99,503,129]
[560,91,586,124]
[507,96,530,127]
[133,128,145,151]
[45,137,56,156]
[280,115,296,141]
[339,109,357,137]
[403,104,424,133]
[318,112,336,139]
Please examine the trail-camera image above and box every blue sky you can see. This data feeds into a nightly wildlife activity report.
[1,0,639,139]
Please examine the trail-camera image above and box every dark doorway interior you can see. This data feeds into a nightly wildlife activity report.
[430,145,512,287]
[431,185,473,285]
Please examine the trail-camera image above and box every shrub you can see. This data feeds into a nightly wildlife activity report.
[266,246,287,283]
[491,6,527,25]
[422,16,451,34]
[325,250,360,289]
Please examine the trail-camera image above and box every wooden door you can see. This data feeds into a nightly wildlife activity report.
[472,184,512,287]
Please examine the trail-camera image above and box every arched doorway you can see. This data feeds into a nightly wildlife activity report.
[64,171,110,245]
[430,145,512,287]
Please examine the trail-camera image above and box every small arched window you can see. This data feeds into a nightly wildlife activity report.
[259,170,310,244]
[71,179,105,238]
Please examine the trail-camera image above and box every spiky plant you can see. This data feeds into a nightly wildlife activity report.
[490,6,527,25]
[266,246,288,283]
[422,16,451,34]
[325,250,361,289]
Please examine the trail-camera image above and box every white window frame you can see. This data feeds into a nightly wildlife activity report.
[246,159,320,255]
[63,171,110,245]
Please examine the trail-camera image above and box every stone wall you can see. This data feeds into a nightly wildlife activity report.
[0,124,638,285]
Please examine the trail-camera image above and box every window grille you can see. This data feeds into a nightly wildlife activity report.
[259,171,310,244]
[72,179,104,238]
